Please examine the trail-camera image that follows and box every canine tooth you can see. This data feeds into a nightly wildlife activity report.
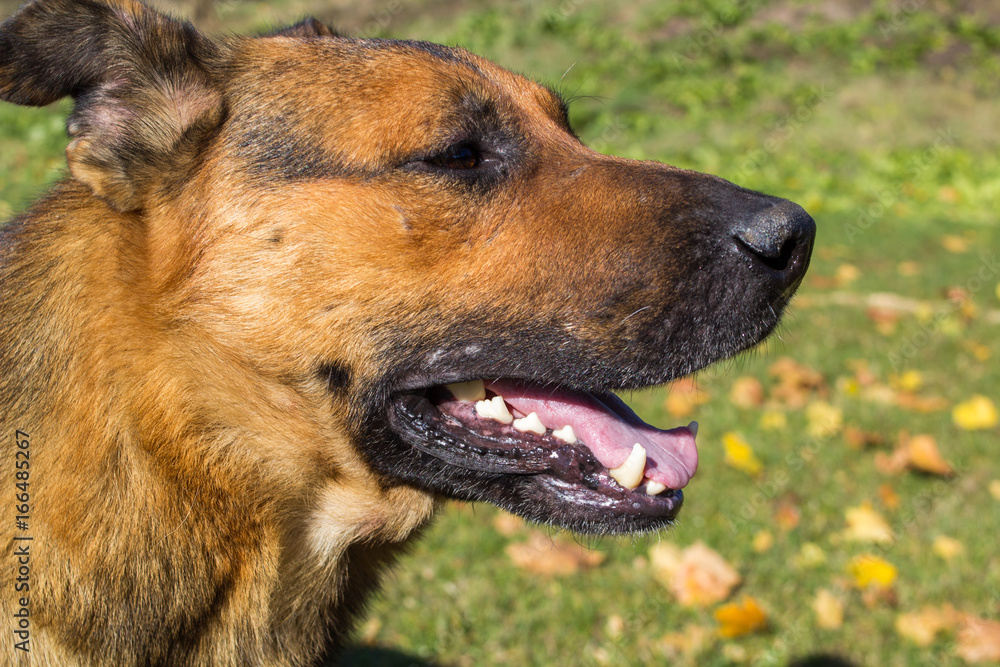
[513,412,545,435]
[688,421,699,437]
[552,425,578,444]
[645,479,668,496]
[475,396,513,424]
[608,443,646,490]
[445,380,486,402]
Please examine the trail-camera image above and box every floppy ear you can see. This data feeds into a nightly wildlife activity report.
[264,17,339,38]
[0,0,224,211]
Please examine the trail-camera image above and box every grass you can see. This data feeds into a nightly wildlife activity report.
[2,1,998,665]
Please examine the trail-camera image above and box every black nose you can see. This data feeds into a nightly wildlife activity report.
[733,199,815,290]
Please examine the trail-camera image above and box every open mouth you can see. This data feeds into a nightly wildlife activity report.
[388,377,699,530]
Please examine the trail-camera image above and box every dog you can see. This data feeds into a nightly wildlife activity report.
[0,0,815,664]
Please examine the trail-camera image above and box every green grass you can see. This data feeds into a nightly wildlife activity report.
[2,1,999,665]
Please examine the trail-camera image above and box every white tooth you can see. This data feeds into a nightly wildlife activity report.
[513,412,545,435]
[645,479,668,496]
[552,425,578,444]
[608,443,646,490]
[475,395,513,424]
[687,421,699,437]
[445,380,486,402]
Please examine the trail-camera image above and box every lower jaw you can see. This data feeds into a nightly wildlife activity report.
[385,391,685,533]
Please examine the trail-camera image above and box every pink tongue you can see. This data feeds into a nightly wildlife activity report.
[486,380,698,490]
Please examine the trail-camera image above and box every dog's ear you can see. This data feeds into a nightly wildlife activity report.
[0,0,224,211]
[264,17,338,38]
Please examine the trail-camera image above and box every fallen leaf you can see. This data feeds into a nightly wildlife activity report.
[867,306,899,335]
[722,432,763,476]
[493,512,525,537]
[848,554,897,590]
[806,401,843,438]
[932,535,964,561]
[906,434,953,476]
[844,427,884,449]
[664,377,710,418]
[759,410,787,431]
[897,260,921,277]
[505,531,605,576]
[730,376,764,409]
[794,542,827,569]
[896,605,961,647]
[813,589,844,630]
[895,393,949,413]
[752,530,774,553]
[714,596,768,638]
[835,263,861,286]
[953,395,999,431]
[768,357,826,408]
[606,614,625,640]
[878,483,901,510]
[996,281,1000,303]
[990,480,1000,501]
[938,187,962,205]
[874,446,910,475]
[774,496,802,531]
[843,503,894,544]
[650,541,741,607]
[957,617,1000,663]
[942,234,970,253]
[964,341,992,362]
[658,623,714,660]
[889,370,923,393]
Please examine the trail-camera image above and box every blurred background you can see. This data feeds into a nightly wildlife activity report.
[1,1,998,665]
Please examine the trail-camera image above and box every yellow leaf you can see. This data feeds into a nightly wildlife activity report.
[942,234,969,253]
[794,542,827,569]
[834,263,861,286]
[896,605,961,647]
[806,401,843,439]
[812,589,844,630]
[752,530,774,553]
[932,535,964,561]
[889,370,923,393]
[759,410,787,431]
[897,261,921,277]
[990,480,1000,502]
[651,541,741,608]
[953,395,999,431]
[714,596,768,638]
[957,617,1000,663]
[843,502,894,544]
[722,432,763,476]
[848,554,897,589]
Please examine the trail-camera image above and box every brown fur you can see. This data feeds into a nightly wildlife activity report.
[0,1,814,664]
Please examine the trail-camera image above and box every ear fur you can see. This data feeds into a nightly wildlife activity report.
[0,0,224,211]
[264,17,339,39]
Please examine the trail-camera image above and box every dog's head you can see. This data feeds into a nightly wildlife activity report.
[0,0,814,534]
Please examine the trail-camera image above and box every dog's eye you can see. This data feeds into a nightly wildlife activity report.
[428,144,481,170]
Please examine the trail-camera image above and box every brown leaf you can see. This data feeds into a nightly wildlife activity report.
[768,357,826,408]
[505,531,605,576]
[896,605,962,647]
[878,483,901,510]
[651,541,741,608]
[730,376,765,409]
[957,617,1000,663]
[906,434,954,477]
[493,512,525,537]
[774,495,802,532]
[664,377,710,418]
[845,426,885,449]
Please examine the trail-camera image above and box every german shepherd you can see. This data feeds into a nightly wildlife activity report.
[0,0,815,664]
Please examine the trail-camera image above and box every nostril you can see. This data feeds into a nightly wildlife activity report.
[736,235,799,273]
[733,199,816,278]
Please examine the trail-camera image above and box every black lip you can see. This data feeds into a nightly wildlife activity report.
[381,384,684,533]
